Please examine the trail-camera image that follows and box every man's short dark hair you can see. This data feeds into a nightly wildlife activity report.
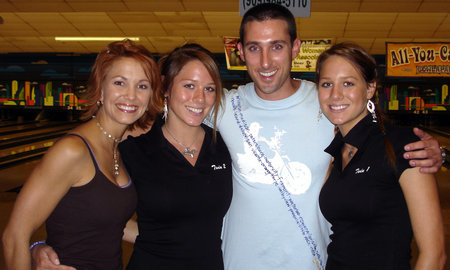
[239,3,297,45]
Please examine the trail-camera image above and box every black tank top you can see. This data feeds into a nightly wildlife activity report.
[46,134,137,270]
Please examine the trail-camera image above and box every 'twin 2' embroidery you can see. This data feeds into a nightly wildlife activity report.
[211,164,227,170]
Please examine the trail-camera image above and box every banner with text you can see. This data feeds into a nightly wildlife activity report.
[293,39,332,72]
[223,37,332,72]
[386,42,450,77]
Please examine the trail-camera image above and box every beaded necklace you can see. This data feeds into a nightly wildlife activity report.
[92,115,120,175]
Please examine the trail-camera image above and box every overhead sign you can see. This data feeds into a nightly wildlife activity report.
[386,42,450,77]
[223,37,332,72]
[239,0,311,18]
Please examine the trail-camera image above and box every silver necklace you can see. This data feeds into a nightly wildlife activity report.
[348,149,354,159]
[164,125,201,158]
[92,115,120,175]
[346,145,356,159]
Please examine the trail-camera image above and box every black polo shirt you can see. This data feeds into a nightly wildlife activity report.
[119,117,232,270]
[319,114,418,270]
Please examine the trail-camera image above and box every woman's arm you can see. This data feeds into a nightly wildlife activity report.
[123,218,139,243]
[2,136,91,269]
[399,167,446,270]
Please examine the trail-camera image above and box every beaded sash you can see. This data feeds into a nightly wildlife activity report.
[231,95,324,270]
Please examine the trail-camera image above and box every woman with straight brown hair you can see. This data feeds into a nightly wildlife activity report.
[121,43,232,270]
[316,42,446,270]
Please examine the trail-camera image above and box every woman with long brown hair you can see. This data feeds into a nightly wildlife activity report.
[316,42,446,269]
[121,43,232,270]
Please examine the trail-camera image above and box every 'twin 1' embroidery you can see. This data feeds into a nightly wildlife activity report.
[355,166,371,174]
[231,95,324,270]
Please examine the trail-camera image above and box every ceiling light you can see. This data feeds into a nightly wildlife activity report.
[55,37,139,41]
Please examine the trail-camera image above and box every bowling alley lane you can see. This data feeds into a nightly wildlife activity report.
[0,121,77,135]
[0,121,79,140]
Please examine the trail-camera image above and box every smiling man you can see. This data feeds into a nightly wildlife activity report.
[215,3,443,270]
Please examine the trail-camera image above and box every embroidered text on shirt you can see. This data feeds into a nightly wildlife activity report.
[355,166,371,174]
[211,164,227,170]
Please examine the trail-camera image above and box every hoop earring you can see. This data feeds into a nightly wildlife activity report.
[162,97,168,122]
[367,100,377,123]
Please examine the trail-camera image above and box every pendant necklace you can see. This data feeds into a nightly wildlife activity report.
[346,145,356,159]
[348,149,354,159]
[92,115,120,175]
[164,125,201,158]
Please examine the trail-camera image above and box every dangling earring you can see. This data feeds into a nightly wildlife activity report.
[162,97,168,121]
[367,100,377,123]
[317,108,322,122]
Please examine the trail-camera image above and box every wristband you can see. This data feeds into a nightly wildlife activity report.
[30,240,46,250]
[441,146,447,164]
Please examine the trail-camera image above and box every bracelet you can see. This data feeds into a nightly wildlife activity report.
[441,146,447,164]
[30,240,46,250]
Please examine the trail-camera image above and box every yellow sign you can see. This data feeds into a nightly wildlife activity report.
[386,42,450,77]
[293,39,331,72]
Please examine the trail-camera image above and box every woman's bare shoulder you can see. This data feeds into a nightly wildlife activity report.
[44,133,91,164]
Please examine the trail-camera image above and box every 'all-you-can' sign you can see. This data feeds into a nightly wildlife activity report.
[386,42,450,77]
